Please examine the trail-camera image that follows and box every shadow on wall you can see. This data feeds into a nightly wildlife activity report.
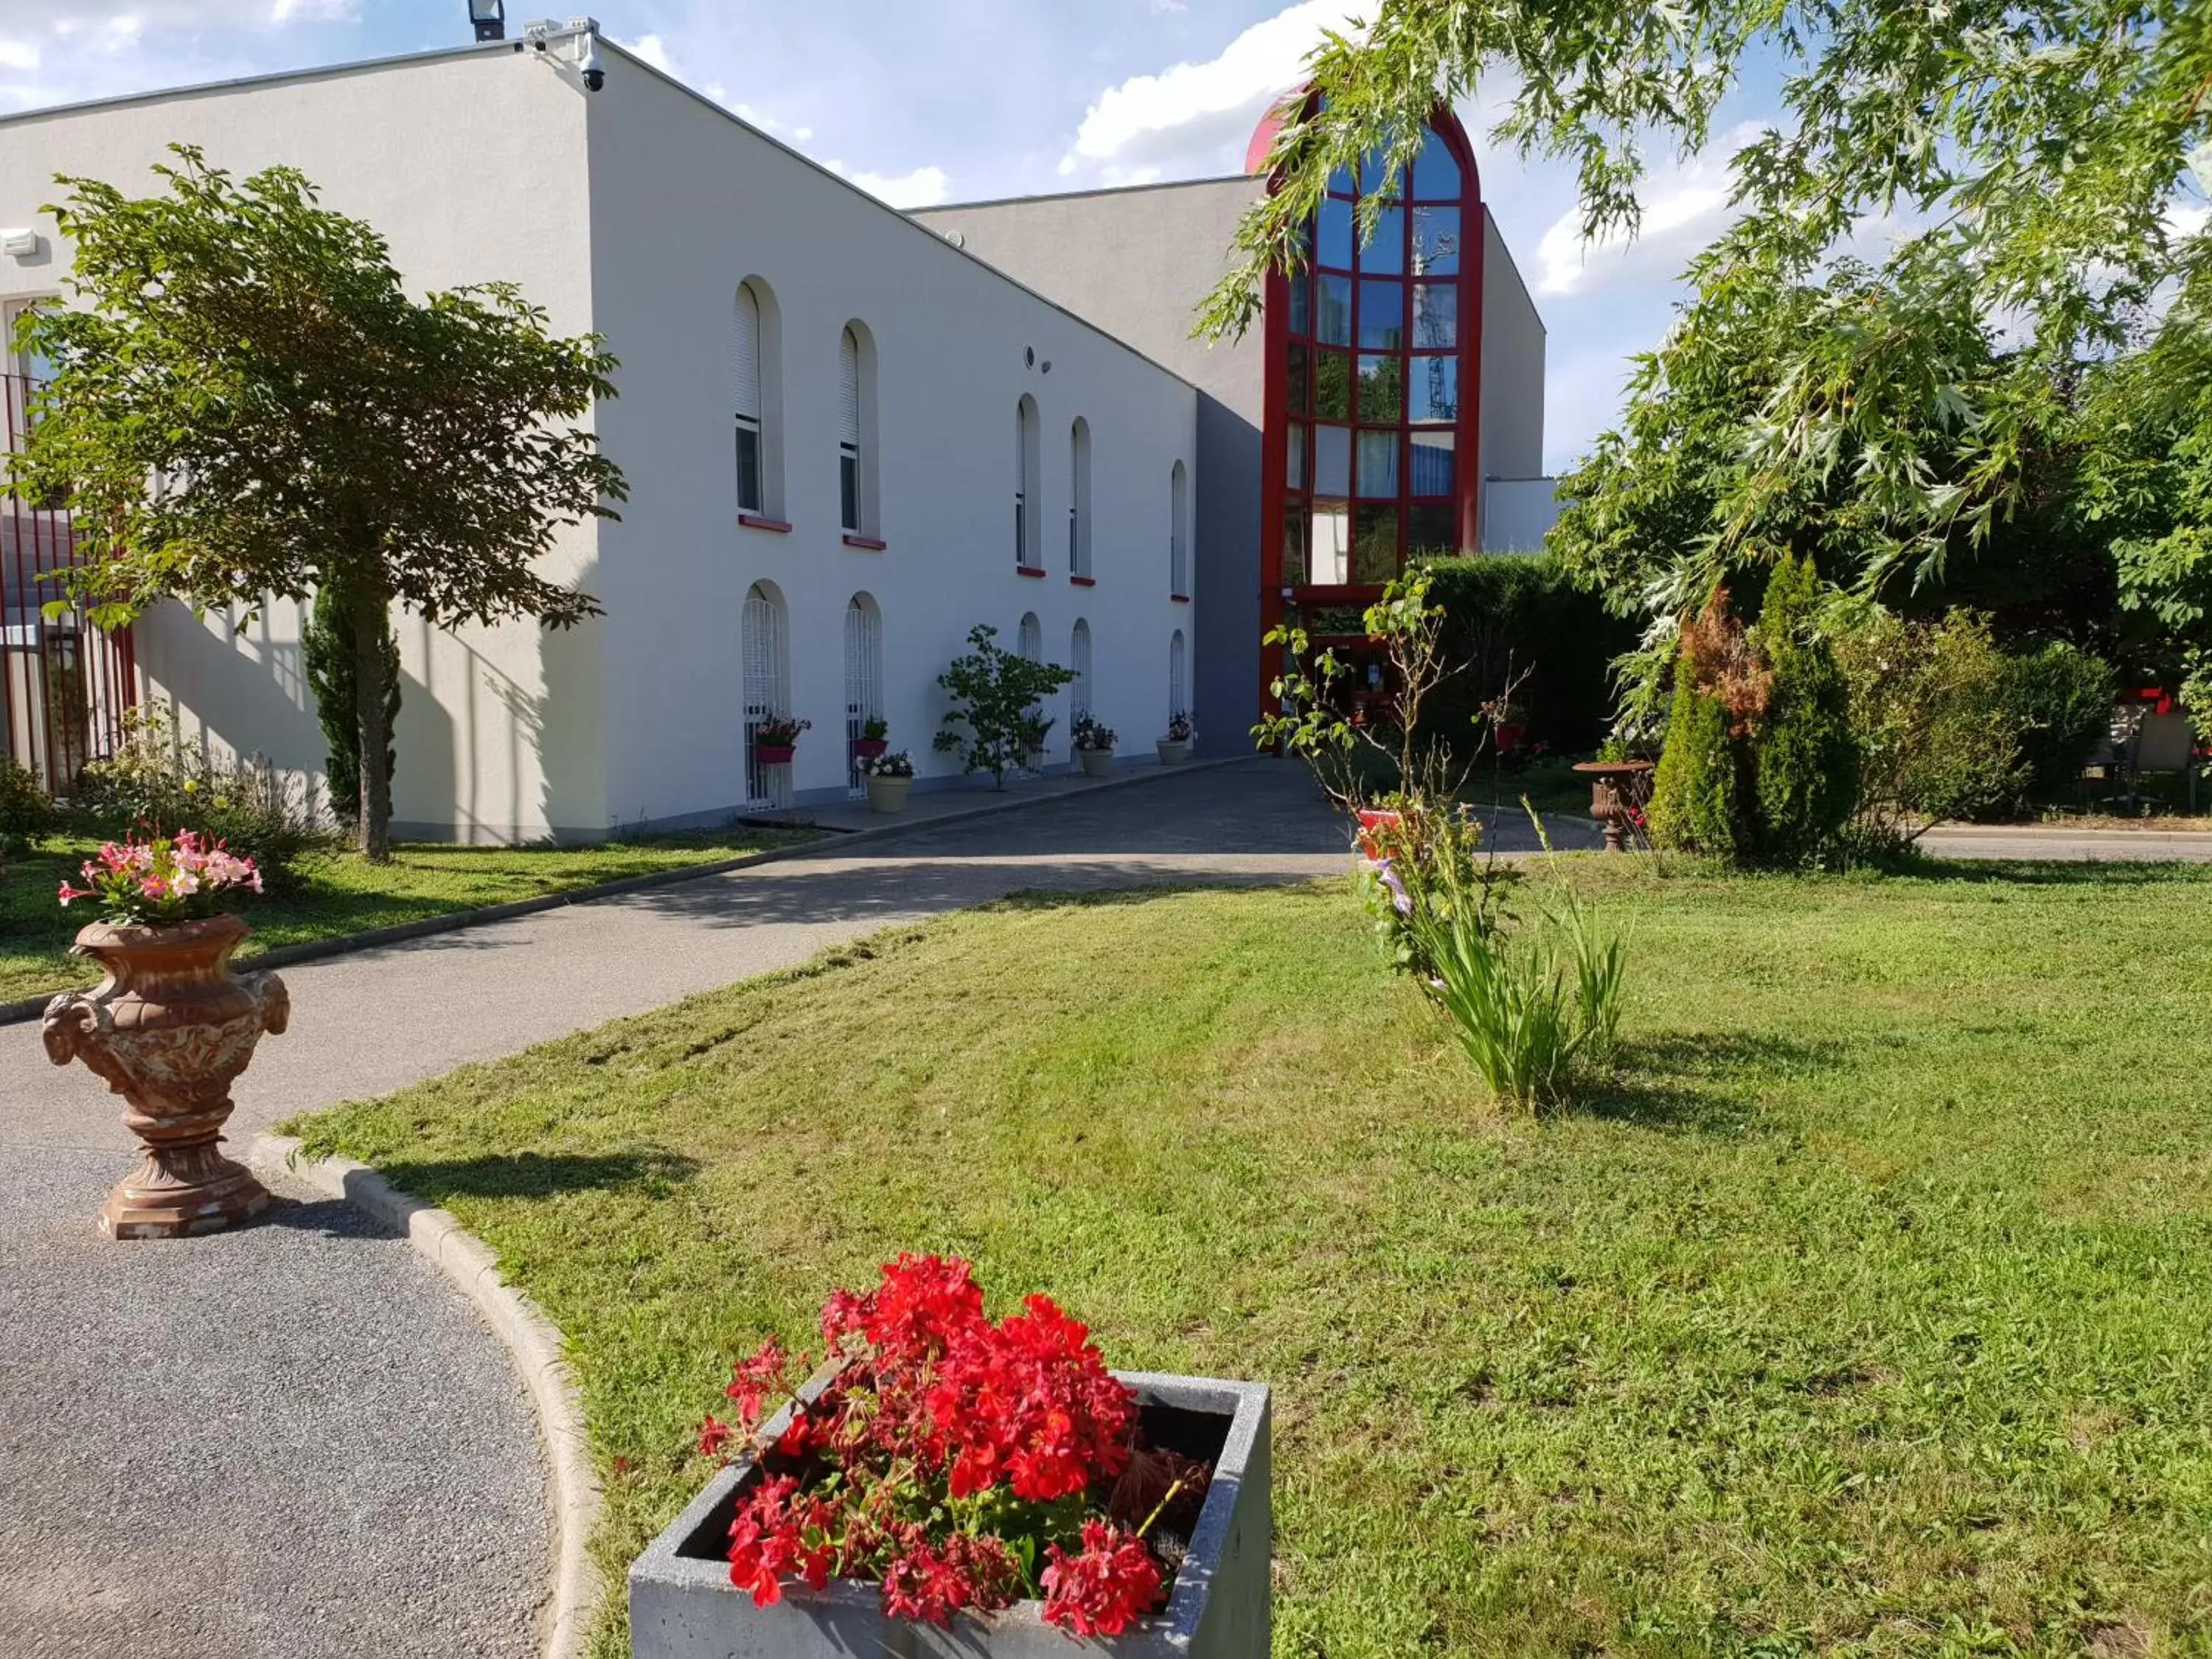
[141,590,606,846]
[1194,392,1261,747]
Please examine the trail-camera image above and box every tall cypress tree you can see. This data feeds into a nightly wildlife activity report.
[1750,554,1856,862]
[1648,644,1743,860]
[302,583,400,828]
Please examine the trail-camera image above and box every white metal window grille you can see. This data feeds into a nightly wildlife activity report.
[838,327,862,533]
[734,287,763,514]
[742,583,787,809]
[1015,399,1037,568]
[1071,620,1093,722]
[844,596,882,800]
[1169,630,1187,719]
[1018,612,1042,664]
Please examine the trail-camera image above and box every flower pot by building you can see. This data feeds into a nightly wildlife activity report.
[866,775,911,815]
[1079,748,1115,779]
[42,913,288,1239]
[630,1370,1270,1659]
[1026,748,1050,773]
[1156,739,1192,766]
[849,738,889,760]
[754,744,796,766]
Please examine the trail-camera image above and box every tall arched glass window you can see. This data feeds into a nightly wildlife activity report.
[1015,396,1041,568]
[734,279,784,520]
[1169,629,1187,719]
[1275,118,1472,590]
[1069,418,1092,577]
[1169,459,1190,597]
[1018,611,1043,665]
[838,325,863,534]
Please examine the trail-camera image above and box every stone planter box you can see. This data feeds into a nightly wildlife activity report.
[630,1371,1270,1659]
[754,743,796,766]
[1078,748,1115,779]
[865,776,911,815]
[1156,739,1192,767]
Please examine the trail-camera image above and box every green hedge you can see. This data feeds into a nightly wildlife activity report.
[1418,553,1635,755]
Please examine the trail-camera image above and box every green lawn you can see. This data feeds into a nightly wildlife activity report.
[289,862,2212,1657]
[0,828,816,1002]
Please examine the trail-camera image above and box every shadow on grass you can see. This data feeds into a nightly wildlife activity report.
[1571,1032,1851,1131]
[373,1147,702,1203]
[1880,852,2212,886]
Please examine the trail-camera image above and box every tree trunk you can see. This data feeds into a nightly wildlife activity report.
[348,580,394,863]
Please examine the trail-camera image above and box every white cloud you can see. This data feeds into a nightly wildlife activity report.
[824,159,952,209]
[628,32,675,74]
[0,35,35,69]
[1061,1,1363,185]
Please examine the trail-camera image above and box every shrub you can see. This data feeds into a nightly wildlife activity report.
[2000,640,2114,804]
[1405,880,1624,1110]
[1419,552,1635,756]
[1647,641,1747,858]
[934,625,1077,788]
[302,582,399,827]
[1833,609,2023,854]
[0,758,57,854]
[1750,554,1856,862]
[73,704,324,882]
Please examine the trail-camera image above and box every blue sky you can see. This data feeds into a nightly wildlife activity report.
[0,0,1791,474]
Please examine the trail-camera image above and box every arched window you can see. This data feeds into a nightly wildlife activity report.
[1068,418,1092,578]
[1015,395,1041,569]
[1018,611,1043,665]
[837,324,871,535]
[741,582,790,809]
[734,279,784,520]
[1070,619,1093,722]
[1169,629,1187,720]
[1270,112,1476,594]
[844,593,883,800]
[1169,459,1190,597]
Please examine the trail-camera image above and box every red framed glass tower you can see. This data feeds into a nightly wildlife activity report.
[1250,97,1484,714]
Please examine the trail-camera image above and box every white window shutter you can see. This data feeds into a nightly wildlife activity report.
[734,288,761,422]
[838,328,860,446]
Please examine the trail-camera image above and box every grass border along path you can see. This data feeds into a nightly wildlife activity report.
[0,828,823,1017]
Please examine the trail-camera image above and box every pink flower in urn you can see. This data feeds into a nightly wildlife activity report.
[57,832,264,927]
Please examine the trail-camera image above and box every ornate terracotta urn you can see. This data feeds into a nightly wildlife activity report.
[42,913,289,1240]
[1571,759,1657,852]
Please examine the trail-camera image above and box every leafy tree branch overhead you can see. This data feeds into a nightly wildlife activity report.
[6,145,627,860]
[1202,0,2212,711]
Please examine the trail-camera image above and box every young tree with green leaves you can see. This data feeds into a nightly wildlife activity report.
[7,147,625,860]
[933,625,1078,789]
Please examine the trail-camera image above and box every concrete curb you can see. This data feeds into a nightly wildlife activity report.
[246,1132,602,1659]
[0,754,1259,1026]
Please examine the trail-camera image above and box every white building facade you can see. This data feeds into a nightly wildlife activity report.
[0,32,1199,840]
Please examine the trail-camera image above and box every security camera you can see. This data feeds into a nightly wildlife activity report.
[580,46,604,91]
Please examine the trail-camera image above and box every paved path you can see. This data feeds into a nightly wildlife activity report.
[0,757,1463,1659]
[1920,824,2212,863]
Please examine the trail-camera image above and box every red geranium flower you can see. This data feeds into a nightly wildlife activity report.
[1040,1519,1164,1638]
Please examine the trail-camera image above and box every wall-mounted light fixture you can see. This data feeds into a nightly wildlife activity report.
[1,229,41,260]
[468,0,505,41]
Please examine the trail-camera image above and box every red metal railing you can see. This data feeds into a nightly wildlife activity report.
[1,371,136,795]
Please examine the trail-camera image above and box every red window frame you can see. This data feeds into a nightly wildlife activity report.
[1254,100,1484,725]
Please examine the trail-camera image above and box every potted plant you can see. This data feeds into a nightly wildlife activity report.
[41,833,288,1239]
[863,749,914,815]
[755,715,812,767]
[850,716,891,761]
[1072,715,1118,779]
[630,1254,1272,1658]
[1157,712,1195,767]
[1021,714,1055,774]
